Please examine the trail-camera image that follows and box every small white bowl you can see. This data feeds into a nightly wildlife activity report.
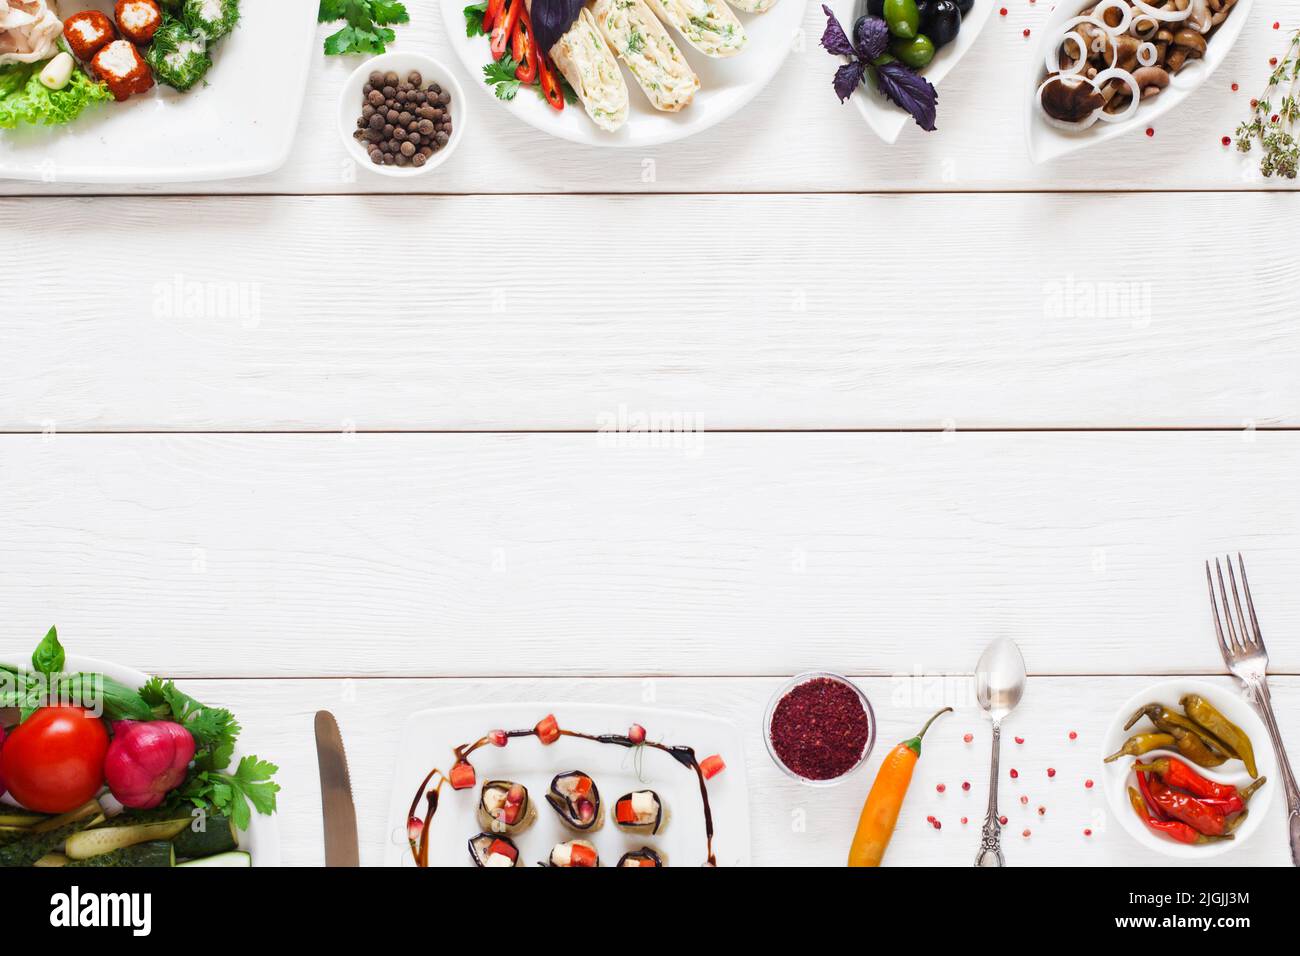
[337,52,467,178]
[1100,678,1275,860]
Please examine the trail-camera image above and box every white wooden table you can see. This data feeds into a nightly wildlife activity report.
[2,3,1298,867]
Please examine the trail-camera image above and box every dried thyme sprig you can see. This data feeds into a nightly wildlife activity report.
[1235,27,1300,179]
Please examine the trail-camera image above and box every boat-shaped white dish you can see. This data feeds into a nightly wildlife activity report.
[826,0,994,144]
[1026,0,1254,163]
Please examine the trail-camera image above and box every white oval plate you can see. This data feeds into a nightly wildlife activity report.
[1100,678,1274,860]
[441,0,806,147]
[823,0,995,144]
[1025,0,1254,163]
[1,653,281,867]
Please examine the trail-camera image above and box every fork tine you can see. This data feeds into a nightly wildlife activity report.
[1236,552,1267,653]
[1215,558,1242,653]
[1225,556,1254,650]
[1206,560,1234,661]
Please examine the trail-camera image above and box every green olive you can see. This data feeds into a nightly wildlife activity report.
[890,32,935,68]
[882,0,920,39]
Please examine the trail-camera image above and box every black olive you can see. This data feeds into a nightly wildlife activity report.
[926,0,962,48]
[867,0,885,15]
[915,0,932,25]
[954,0,973,13]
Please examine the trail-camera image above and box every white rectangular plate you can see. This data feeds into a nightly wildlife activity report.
[385,703,750,867]
[0,0,319,183]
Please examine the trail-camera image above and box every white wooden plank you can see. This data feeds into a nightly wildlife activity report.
[3,431,1298,677]
[2,6,1297,195]
[179,675,1300,866]
[3,193,1298,431]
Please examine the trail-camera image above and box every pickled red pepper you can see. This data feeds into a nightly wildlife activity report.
[1145,775,1244,837]
[1127,786,1228,846]
[1133,756,1266,812]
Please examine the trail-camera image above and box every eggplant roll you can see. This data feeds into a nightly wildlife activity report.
[548,7,629,132]
[612,789,668,835]
[548,839,600,867]
[468,832,521,867]
[477,780,537,835]
[591,0,698,112]
[722,0,778,12]
[617,847,666,867]
[644,0,746,58]
[545,770,603,831]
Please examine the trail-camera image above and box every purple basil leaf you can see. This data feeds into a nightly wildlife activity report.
[820,4,856,57]
[874,60,938,131]
[532,0,586,62]
[832,60,867,102]
[853,16,889,61]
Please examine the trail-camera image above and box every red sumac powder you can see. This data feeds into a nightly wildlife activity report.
[770,677,870,780]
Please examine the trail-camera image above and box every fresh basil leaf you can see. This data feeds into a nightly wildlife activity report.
[833,60,866,103]
[819,4,856,58]
[31,626,64,676]
[873,60,938,131]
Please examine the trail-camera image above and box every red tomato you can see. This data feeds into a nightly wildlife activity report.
[0,707,109,813]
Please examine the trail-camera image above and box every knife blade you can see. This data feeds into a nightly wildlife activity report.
[315,710,360,867]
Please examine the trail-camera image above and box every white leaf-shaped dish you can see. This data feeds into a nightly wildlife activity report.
[1026,0,1254,163]
[825,0,995,144]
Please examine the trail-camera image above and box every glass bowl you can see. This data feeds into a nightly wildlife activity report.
[762,671,877,787]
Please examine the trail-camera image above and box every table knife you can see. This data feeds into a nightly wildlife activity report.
[315,710,360,867]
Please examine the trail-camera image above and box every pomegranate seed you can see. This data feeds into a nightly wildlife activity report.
[577,799,595,822]
[999,6,1007,14]
[1068,730,1078,740]
[1022,828,1031,838]
[936,783,946,793]
[926,815,936,823]
[962,781,971,791]
[506,783,526,804]
[1020,795,1028,805]
[1084,778,1094,789]
[406,816,424,842]
[1009,768,1019,779]
[1037,806,1046,816]
[628,723,647,745]
[963,733,974,743]
[999,815,1008,825]
[1145,127,1154,137]
[1047,767,1056,778]
[1222,136,1232,146]
[1084,828,1093,836]
[961,816,969,824]
[1014,736,1024,745]
[932,819,942,830]
[488,729,508,747]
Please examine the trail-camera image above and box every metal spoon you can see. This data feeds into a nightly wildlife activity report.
[974,638,1027,867]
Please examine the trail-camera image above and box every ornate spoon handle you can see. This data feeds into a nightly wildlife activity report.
[975,721,1005,867]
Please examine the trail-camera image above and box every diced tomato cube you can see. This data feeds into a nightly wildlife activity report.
[569,843,598,867]
[488,839,517,861]
[634,857,657,867]
[570,775,592,797]
[615,799,637,824]
[449,760,477,790]
[535,714,560,744]
[700,754,726,780]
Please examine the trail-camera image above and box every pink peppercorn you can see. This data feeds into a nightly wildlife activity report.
[1009,768,1019,779]
[999,815,1008,825]
[1085,779,1094,789]
[1014,736,1024,745]
[1068,731,1078,740]
[961,816,969,824]
[1047,767,1056,778]
[936,783,946,793]
[963,733,973,744]
[1084,828,1093,837]
[1020,795,1028,805]
[1022,828,1031,838]
[962,781,971,791]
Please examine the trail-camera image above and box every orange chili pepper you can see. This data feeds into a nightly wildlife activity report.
[848,707,951,867]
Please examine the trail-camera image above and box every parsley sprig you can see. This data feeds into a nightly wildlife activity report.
[141,676,281,830]
[319,0,410,56]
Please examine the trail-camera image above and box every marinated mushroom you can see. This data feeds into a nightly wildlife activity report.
[1037,0,1236,128]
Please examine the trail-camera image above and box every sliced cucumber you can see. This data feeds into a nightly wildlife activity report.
[0,800,103,868]
[0,826,33,846]
[173,813,237,859]
[65,840,174,868]
[177,850,251,867]
[66,818,191,860]
[33,852,68,867]
[0,808,50,827]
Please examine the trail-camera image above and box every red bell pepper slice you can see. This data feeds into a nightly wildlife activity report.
[490,0,522,60]
[511,16,537,83]
[482,0,505,32]
[488,839,517,861]
[615,799,638,824]
[519,3,565,111]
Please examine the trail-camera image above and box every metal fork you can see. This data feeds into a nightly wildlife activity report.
[1207,554,1300,866]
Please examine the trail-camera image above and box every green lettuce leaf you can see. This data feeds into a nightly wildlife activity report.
[0,62,114,130]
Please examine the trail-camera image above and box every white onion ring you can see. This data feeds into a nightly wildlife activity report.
[1089,0,1134,34]
[1130,0,1193,22]
[1091,66,1142,123]
[1136,41,1158,66]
